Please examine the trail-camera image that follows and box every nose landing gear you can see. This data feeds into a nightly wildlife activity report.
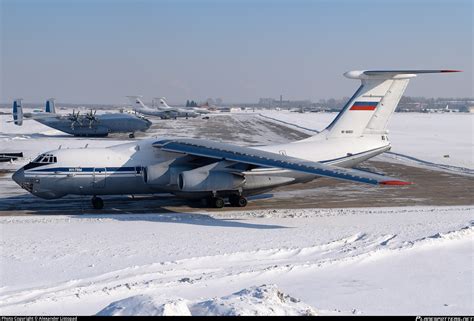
[91,196,104,209]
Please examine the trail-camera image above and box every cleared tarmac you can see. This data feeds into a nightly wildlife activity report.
[0,113,472,215]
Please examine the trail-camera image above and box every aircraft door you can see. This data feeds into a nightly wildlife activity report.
[93,168,106,188]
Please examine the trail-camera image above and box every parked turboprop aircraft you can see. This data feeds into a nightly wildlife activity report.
[127,96,199,119]
[12,99,152,138]
[12,70,459,209]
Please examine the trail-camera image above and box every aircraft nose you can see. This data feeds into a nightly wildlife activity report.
[12,168,25,186]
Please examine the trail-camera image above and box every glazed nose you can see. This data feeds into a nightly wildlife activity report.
[12,168,25,186]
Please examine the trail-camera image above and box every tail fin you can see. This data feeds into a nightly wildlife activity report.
[13,99,23,126]
[158,97,171,108]
[45,98,56,113]
[126,95,147,109]
[324,70,460,139]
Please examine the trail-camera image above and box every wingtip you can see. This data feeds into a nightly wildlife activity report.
[380,180,413,186]
[441,70,462,73]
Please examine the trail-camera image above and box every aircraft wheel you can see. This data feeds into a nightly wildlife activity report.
[129,133,135,138]
[237,196,248,207]
[229,195,247,207]
[212,197,225,209]
[91,196,104,209]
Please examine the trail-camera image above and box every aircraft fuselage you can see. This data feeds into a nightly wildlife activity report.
[36,113,152,137]
[12,135,390,200]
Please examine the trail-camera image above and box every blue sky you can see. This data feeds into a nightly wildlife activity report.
[1,0,472,104]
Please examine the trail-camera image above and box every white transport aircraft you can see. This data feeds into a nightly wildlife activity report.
[127,96,199,119]
[13,70,459,209]
[154,97,211,114]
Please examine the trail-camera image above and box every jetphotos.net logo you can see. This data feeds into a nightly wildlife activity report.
[416,317,474,321]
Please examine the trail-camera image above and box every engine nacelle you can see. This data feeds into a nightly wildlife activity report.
[178,170,244,192]
[145,163,188,187]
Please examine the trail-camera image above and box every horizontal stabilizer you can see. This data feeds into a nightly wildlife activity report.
[364,69,461,75]
[345,69,461,79]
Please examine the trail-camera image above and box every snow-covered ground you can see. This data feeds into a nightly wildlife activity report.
[259,111,473,171]
[0,206,472,315]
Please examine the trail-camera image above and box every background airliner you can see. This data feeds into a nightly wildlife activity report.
[12,70,459,209]
[127,96,200,119]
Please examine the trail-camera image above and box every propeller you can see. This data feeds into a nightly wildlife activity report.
[68,110,82,130]
[85,109,99,128]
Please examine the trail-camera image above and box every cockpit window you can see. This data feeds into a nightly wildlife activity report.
[33,154,57,164]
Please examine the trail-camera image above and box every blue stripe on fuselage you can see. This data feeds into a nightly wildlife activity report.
[27,166,139,173]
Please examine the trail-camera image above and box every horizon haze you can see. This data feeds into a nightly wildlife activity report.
[1,0,472,104]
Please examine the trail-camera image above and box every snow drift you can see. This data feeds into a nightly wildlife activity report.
[97,284,317,316]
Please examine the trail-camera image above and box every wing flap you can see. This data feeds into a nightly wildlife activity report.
[153,138,411,186]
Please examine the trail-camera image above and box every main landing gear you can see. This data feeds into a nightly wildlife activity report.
[210,197,225,209]
[205,195,248,208]
[229,195,248,207]
[91,196,104,209]
[129,133,135,139]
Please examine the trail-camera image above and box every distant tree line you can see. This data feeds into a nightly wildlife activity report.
[186,100,199,107]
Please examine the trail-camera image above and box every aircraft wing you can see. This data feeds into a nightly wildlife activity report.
[152,138,411,186]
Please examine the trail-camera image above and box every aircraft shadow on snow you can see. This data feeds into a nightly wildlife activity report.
[0,193,287,230]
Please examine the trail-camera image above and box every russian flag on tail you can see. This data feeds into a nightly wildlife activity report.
[350,101,379,111]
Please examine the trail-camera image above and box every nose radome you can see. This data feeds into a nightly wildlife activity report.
[12,168,25,186]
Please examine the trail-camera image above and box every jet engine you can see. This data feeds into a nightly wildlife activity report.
[178,169,244,192]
